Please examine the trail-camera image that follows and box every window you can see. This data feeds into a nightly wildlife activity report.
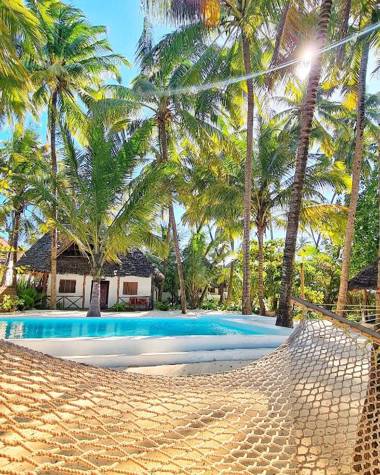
[123,281,138,295]
[59,279,76,293]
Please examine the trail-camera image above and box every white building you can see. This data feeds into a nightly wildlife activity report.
[16,234,162,310]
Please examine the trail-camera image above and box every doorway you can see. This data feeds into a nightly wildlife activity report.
[91,280,110,309]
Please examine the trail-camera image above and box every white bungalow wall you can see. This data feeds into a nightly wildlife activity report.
[46,273,152,309]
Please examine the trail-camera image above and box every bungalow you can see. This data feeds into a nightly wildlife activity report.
[16,234,163,310]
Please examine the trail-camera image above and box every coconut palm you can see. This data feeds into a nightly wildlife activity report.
[336,9,379,315]
[0,0,40,121]
[36,106,164,317]
[276,0,334,327]
[28,1,127,309]
[0,129,46,287]
[107,21,231,313]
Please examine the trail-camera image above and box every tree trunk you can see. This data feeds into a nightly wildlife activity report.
[219,283,225,305]
[276,0,333,328]
[199,284,208,307]
[157,108,187,314]
[336,40,369,317]
[257,224,266,315]
[158,222,171,302]
[226,264,234,305]
[169,203,187,314]
[376,140,380,328]
[266,0,291,89]
[11,207,22,287]
[87,278,101,317]
[49,89,58,310]
[4,208,21,288]
[336,0,351,65]
[241,32,254,315]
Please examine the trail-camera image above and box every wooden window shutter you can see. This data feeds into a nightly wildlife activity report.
[123,282,138,295]
[59,279,76,293]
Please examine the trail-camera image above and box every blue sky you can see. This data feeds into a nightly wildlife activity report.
[70,0,169,86]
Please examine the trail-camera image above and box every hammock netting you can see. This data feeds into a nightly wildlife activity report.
[0,319,379,474]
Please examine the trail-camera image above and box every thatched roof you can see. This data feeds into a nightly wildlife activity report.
[348,259,378,291]
[16,234,154,278]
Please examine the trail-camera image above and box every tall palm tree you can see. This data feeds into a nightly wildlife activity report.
[335,37,370,316]
[276,0,333,328]
[37,106,163,317]
[0,129,45,287]
[142,0,272,314]
[29,2,127,309]
[108,21,230,313]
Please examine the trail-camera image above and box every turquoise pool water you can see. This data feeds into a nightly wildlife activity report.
[0,316,281,339]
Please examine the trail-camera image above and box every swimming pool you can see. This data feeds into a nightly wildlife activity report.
[0,315,293,367]
[0,315,287,339]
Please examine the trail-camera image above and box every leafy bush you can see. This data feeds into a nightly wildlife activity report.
[200,300,220,310]
[16,280,44,309]
[110,302,127,311]
[0,295,24,312]
[155,301,170,311]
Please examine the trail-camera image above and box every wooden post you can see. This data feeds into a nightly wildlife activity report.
[116,275,120,304]
[82,274,86,309]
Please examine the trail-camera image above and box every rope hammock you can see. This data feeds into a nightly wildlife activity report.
[0,317,379,474]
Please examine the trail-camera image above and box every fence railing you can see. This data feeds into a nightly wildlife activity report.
[291,296,380,345]
[118,296,152,310]
[56,295,84,310]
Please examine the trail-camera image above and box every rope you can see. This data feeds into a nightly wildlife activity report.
[0,317,379,474]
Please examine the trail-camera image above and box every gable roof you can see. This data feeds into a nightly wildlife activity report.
[16,234,154,278]
[348,259,378,291]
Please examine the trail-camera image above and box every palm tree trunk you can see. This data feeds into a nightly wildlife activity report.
[276,0,333,328]
[266,0,291,89]
[257,224,266,315]
[376,140,380,328]
[336,0,351,65]
[169,203,187,314]
[87,277,101,317]
[49,89,58,310]
[199,284,208,307]
[241,31,254,315]
[11,207,22,287]
[158,110,187,314]
[336,40,369,317]
[226,240,235,305]
[4,208,21,288]
[158,222,171,302]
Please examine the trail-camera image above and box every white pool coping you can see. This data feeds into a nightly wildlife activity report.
[2,313,293,367]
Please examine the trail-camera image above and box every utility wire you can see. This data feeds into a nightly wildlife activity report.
[139,21,380,98]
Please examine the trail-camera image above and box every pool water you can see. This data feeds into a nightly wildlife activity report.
[0,316,283,339]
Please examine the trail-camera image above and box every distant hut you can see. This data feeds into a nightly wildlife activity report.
[348,259,378,323]
[16,234,163,310]
[348,259,378,292]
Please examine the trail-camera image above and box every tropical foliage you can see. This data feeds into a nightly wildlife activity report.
[0,0,378,322]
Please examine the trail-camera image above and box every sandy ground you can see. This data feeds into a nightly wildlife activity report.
[121,359,255,376]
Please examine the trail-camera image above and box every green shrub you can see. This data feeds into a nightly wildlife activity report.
[16,280,43,309]
[200,300,220,310]
[155,301,170,311]
[110,302,127,311]
[0,295,24,312]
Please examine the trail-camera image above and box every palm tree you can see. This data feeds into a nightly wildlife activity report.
[0,0,40,121]
[276,0,334,328]
[29,2,127,309]
[336,23,376,315]
[0,129,45,287]
[37,106,163,317]
[108,21,230,313]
